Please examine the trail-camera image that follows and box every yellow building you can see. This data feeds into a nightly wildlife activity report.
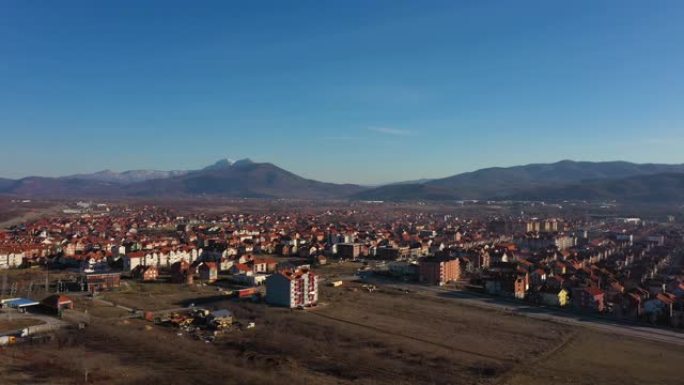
[541,288,569,307]
[558,288,569,307]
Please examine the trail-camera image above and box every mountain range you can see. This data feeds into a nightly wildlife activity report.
[65,169,189,184]
[0,158,364,200]
[353,160,684,202]
[1,159,683,203]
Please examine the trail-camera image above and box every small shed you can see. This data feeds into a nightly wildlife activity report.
[41,294,74,311]
[1,298,40,312]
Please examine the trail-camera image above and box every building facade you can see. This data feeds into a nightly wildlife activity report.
[265,269,318,308]
[418,257,461,286]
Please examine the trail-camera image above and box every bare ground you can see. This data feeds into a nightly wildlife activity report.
[0,280,681,385]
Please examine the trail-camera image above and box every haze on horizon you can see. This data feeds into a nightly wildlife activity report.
[1,0,683,185]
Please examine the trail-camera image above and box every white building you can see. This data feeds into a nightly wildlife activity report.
[265,269,318,308]
[0,250,24,269]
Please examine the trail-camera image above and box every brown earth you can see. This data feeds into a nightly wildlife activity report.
[0,277,681,385]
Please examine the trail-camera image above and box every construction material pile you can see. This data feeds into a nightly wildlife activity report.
[154,308,235,342]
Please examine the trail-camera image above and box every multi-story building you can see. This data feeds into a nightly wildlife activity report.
[0,249,24,269]
[526,219,560,233]
[265,268,318,308]
[374,246,410,260]
[337,243,361,260]
[418,256,461,286]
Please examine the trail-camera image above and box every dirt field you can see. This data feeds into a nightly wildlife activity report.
[504,329,684,385]
[101,280,224,311]
[0,318,45,333]
[70,297,131,319]
[0,279,682,385]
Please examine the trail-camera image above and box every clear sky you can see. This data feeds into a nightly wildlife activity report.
[1,0,683,184]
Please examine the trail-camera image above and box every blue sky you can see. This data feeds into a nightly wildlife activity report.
[1,0,683,184]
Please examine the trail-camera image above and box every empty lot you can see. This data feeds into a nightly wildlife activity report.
[0,280,682,385]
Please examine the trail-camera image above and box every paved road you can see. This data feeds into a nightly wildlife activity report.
[355,276,684,347]
[0,309,69,337]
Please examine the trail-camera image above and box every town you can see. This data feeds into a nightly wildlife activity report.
[4,1,684,384]
[1,198,684,384]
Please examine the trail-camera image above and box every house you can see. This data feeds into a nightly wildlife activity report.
[231,273,267,286]
[644,292,676,323]
[198,262,218,283]
[41,294,74,312]
[132,265,159,282]
[671,300,684,328]
[83,272,121,292]
[123,251,145,273]
[530,269,547,286]
[572,287,605,312]
[275,244,291,256]
[171,260,191,284]
[251,257,278,274]
[229,263,253,276]
[514,275,528,299]
[265,268,318,308]
[218,257,234,272]
[540,288,569,307]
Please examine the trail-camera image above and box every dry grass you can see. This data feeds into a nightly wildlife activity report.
[71,298,130,319]
[0,318,45,333]
[504,329,684,385]
[102,280,220,311]
[0,279,681,385]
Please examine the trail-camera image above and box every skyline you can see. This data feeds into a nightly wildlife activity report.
[2,1,684,184]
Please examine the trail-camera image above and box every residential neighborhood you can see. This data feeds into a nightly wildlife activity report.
[1,201,683,329]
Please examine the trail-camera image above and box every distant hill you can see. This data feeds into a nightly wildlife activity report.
[65,169,188,184]
[353,184,455,201]
[505,173,684,203]
[0,178,15,192]
[384,178,434,186]
[124,159,364,199]
[0,159,363,199]
[0,177,123,198]
[3,159,684,203]
[352,160,684,201]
